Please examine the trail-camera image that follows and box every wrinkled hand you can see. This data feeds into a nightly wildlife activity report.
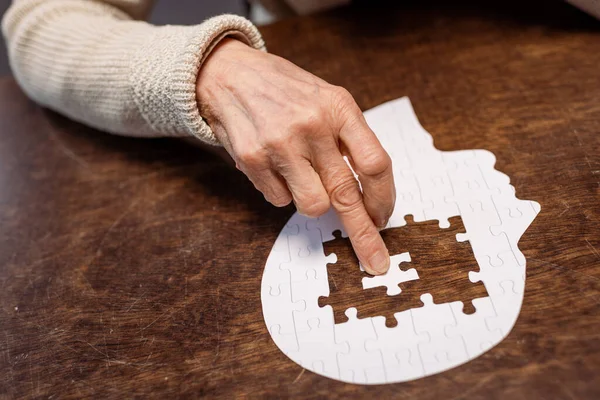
[196,39,395,275]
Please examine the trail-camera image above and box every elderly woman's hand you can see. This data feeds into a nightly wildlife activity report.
[196,38,395,275]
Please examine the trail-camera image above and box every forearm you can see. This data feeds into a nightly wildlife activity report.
[2,0,265,144]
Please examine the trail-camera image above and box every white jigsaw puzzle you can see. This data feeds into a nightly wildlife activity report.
[261,97,540,384]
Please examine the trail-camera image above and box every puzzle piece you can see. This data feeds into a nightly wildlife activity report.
[468,248,525,337]
[364,310,429,382]
[291,269,329,301]
[363,100,411,170]
[388,170,430,226]
[361,253,417,295]
[262,281,307,355]
[484,249,520,268]
[445,149,512,198]
[444,151,486,196]
[334,308,383,384]
[469,250,524,299]
[281,222,337,283]
[262,282,306,336]
[446,297,503,358]
[287,311,348,378]
[465,150,511,195]
[485,279,525,336]
[411,294,468,373]
[269,324,300,353]
[489,197,541,265]
[292,269,332,333]
[451,197,517,264]
[305,208,346,242]
[418,171,460,228]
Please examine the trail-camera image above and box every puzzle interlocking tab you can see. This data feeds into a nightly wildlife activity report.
[261,97,540,385]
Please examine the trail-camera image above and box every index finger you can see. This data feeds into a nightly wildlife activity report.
[339,108,395,229]
[313,144,390,275]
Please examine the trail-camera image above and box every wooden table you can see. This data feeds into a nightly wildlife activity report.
[1,0,599,398]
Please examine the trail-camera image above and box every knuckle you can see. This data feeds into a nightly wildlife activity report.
[329,177,362,212]
[236,147,268,171]
[269,192,293,207]
[328,85,361,124]
[264,132,291,153]
[306,199,329,218]
[288,107,327,135]
[329,85,353,106]
[297,193,330,217]
[352,222,375,246]
[359,149,391,177]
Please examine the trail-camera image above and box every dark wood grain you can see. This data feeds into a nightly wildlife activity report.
[1,0,599,398]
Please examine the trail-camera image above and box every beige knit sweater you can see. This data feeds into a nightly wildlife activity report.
[4,1,598,146]
[2,0,266,145]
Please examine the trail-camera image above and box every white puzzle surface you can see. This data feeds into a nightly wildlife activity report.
[260,97,540,384]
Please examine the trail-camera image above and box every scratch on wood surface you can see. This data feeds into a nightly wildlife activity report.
[530,258,600,283]
[529,258,600,306]
[47,129,91,169]
[213,286,221,364]
[558,201,570,217]
[16,251,63,270]
[330,272,338,290]
[28,351,38,396]
[145,351,154,365]
[125,290,148,312]
[94,199,140,257]
[450,374,494,400]
[103,334,111,370]
[585,239,600,260]
[137,308,174,333]
[292,368,305,384]
[559,380,579,400]
[117,164,200,188]
[78,270,97,295]
[82,340,109,359]
[4,331,14,382]
[228,346,236,382]
[77,339,163,371]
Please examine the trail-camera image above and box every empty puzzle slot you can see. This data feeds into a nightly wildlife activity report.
[317,215,489,327]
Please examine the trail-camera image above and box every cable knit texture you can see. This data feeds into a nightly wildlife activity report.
[1,0,266,144]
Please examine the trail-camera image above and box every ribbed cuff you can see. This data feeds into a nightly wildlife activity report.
[131,14,265,145]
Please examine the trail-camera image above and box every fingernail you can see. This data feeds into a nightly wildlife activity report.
[369,250,389,274]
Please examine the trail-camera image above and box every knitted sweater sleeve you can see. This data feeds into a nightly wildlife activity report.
[1,0,266,144]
